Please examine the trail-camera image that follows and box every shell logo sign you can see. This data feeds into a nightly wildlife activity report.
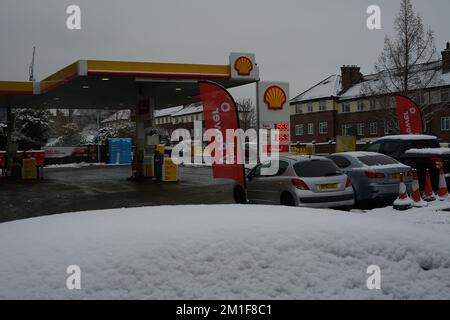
[229,53,258,80]
[263,85,287,110]
[234,56,253,76]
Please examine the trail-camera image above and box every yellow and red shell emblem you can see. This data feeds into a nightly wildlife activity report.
[264,86,286,110]
[234,56,253,76]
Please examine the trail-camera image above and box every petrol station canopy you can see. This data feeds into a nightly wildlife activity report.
[0,53,259,111]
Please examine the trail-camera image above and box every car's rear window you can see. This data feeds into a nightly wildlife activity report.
[294,160,341,178]
[358,155,398,166]
[404,140,440,149]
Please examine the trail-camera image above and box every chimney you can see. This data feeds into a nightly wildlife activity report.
[442,42,450,73]
[341,65,362,91]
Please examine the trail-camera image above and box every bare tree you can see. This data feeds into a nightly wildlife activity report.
[236,99,257,131]
[364,0,443,132]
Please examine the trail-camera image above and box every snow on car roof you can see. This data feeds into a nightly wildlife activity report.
[375,134,437,141]
[351,163,410,170]
[333,151,380,158]
[282,155,325,162]
[405,148,450,155]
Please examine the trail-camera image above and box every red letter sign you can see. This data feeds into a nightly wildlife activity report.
[395,95,423,135]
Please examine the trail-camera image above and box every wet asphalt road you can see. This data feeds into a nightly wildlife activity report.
[0,165,234,223]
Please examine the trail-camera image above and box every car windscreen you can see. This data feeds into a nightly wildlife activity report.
[357,155,398,166]
[294,160,342,178]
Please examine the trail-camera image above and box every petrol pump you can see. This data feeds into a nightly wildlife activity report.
[142,134,159,177]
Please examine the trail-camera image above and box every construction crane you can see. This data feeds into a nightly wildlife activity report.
[28,46,36,82]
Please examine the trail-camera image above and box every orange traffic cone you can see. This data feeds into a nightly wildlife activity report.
[393,173,414,211]
[423,169,436,202]
[411,169,427,207]
[437,166,449,201]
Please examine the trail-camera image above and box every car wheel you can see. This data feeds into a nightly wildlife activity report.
[233,185,247,204]
[281,192,295,207]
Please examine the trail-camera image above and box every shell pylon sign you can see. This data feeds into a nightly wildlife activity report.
[257,81,290,154]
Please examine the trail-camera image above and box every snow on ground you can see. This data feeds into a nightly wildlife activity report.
[1,203,450,299]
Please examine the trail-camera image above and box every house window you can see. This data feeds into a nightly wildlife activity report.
[357,123,365,136]
[307,102,313,113]
[319,100,327,112]
[307,123,314,135]
[357,101,365,112]
[295,104,303,114]
[342,102,351,113]
[442,88,450,102]
[319,122,328,134]
[342,124,352,136]
[369,99,376,110]
[441,117,450,131]
[369,122,378,135]
[295,124,304,136]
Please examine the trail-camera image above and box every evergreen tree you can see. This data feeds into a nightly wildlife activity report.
[13,108,52,149]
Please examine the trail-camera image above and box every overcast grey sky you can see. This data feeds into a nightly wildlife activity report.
[1,0,449,101]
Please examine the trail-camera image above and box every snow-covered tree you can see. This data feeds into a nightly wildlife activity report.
[59,123,82,146]
[96,121,135,145]
[13,108,52,149]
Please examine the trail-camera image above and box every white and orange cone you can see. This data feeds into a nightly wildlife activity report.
[410,169,427,207]
[393,173,414,211]
[437,166,449,201]
[423,169,436,202]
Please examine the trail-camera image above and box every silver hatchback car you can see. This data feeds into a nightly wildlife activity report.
[327,152,412,203]
[234,156,354,208]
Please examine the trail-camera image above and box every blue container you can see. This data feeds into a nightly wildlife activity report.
[108,138,132,164]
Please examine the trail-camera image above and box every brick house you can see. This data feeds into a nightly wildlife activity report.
[290,42,450,144]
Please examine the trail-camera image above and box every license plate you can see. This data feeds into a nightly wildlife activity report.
[389,173,400,180]
[318,183,338,190]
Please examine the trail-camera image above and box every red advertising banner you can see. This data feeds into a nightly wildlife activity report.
[395,95,423,135]
[199,81,246,188]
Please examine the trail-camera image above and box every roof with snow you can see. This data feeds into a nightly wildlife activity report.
[291,75,341,103]
[154,105,183,118]
[101,110,131,124]
[291,60,450,103]
[171,104,203,117]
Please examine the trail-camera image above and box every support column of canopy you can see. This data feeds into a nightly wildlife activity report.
[134,92,155,178]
